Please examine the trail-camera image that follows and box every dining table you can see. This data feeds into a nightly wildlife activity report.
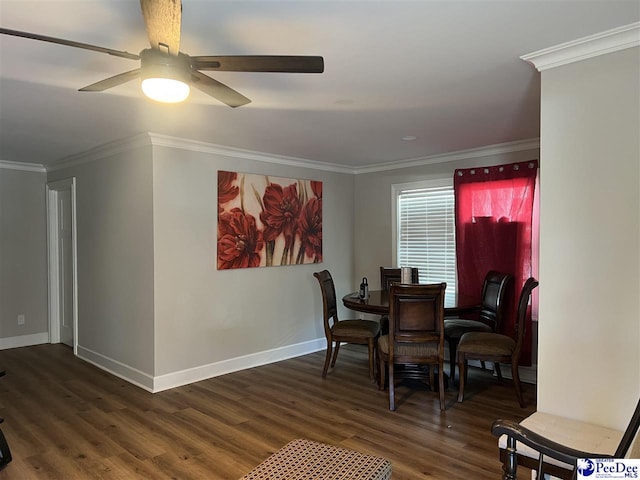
[341,289,391,315]
[342,290,475,316]
[342,289,476,390]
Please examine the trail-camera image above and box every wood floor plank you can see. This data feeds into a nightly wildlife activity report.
[0,343,536,479]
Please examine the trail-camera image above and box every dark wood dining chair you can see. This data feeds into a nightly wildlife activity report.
[379,267,419,291]
[444,270,512,383]
[313,270,381,382]
[379,267,419,334]
[378,282,447,411]
[492,397,640,479]
[456,277,538,407]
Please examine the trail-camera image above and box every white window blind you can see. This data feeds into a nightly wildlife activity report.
[396,184,457,307]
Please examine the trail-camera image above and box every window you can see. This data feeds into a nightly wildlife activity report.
[393,179,457,307]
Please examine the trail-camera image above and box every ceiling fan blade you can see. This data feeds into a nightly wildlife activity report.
[0,28,139,60]
[139,0,181,56]
[191,71,251,108]
[192,55,324,73]
[79,69,141,92]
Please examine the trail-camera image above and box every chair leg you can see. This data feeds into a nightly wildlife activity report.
[511,360,525,408]
[373,339,380,388]
[495,362,503,381]
[322,340,333,378]
[331,342,341,367]
[429,365,435,391]
[448,339,458,384]
[457,356,466,403]
[389,362,395,411]
[379,316,389,335]
[367,338,376,383]
[378,352,386,391]
[438,361,445,411]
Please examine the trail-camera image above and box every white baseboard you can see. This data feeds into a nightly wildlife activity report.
[77,345,156,392]
[1,335,326,392]
[152,337,326,392]
[0,332,49,350]
[77,337,327,393]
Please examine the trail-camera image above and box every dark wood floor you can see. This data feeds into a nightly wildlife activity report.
[0,343,536,479]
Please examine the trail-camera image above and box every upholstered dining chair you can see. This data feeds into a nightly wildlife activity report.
[378,267,419,334]
[313,270,381,382]
[378,282,447,411]
[444,270,512,384]
[492,397,640,479]
[379,267,419,291]
[456,277,538,407]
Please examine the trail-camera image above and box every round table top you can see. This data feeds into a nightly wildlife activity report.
[341,290,390,315]
[342,290,475,315]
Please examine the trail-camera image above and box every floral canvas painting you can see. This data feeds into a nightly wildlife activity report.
[217,171,323,269]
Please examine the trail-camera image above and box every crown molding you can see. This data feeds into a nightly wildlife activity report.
[0,160,46,173]
[46,133,153,172]
[147,133,354,174]
[44,132,539,176]
[353,138,540,175]
[521,22,640,72]
[47,132,353,174]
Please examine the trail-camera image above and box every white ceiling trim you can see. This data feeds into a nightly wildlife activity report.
[353,138,540,175]
[46,132,540,175]
[521,22,640,72]
[149,134,540,175]
[46,132,353,174]
[0,160,46,173]
[147,133,354,174]
[47,133,153,172]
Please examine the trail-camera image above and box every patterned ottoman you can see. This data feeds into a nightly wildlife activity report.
[240,439,392,479]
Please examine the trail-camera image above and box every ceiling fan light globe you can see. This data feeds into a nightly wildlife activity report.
[141,77,190,103]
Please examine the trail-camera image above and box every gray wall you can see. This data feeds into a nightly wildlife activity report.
[152,144,355,378]
[48,146,156,379]
[0,167,48,343]
[537,47,640,430]
[42,137,354,390]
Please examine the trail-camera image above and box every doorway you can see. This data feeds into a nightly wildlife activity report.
[47,178,78,354]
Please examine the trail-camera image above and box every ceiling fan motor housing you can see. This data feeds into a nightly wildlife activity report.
[140,49,192,83]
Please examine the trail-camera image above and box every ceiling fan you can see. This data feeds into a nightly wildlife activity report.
[0,0,324,107]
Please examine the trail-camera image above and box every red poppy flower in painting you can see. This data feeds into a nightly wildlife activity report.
[216,170,322,269]
[259,183,302,243]
[217,208,264,269]
[297,197,322,262]
[218,171,239,213]
[311,180,322,199]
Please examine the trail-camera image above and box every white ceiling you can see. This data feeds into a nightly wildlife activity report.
[1,1,638,170]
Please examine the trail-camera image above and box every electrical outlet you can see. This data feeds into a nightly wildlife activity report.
[17,314,25,325]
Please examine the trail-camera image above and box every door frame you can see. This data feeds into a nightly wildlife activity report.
[46,177,78,355]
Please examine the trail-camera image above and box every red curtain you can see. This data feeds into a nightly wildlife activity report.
[454,160,538,365]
